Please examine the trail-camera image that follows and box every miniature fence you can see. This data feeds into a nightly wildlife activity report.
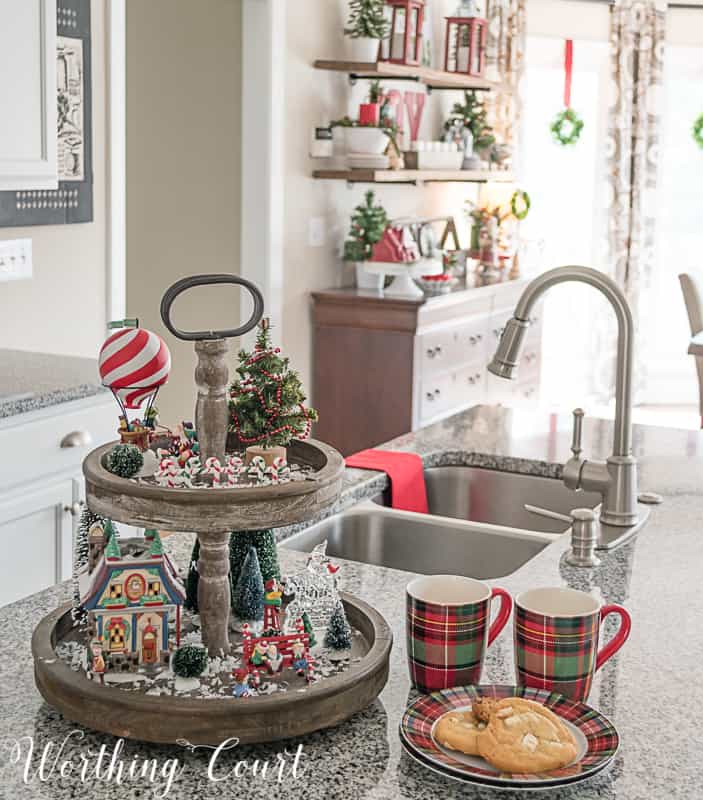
[241,618,310,673]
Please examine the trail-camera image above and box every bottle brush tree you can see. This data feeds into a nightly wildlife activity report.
[324,601,353,650]
[229,319,318,450]
[172,645,208,678]
[302,611,317,648]
[343,190,389,263]
[229,530,280,612]
[232,547,265,621]
[443,90,496,151]
[185,538,200,612]
[72,507,106,618]
[346,0,390,39]
[106,443,144,478]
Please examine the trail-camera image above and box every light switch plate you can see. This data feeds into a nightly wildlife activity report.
[0,239,32,282]
[308,217,326,248]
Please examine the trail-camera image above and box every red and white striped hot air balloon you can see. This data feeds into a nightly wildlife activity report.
[99,327,171,410]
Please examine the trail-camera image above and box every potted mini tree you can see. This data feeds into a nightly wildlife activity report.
[343,190,389,290]
[345,0,389,62]
[443,90,496,168]
[229,319,318,467]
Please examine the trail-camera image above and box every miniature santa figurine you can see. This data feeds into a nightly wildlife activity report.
[249,640,269,668]
[250,669,262,690]
[291,640,308,677]
[89,640,106,684]
[232,668,253,698]
[263,578,283,632]
[266,643,284,674]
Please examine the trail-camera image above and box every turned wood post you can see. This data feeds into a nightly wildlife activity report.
[194,339,229,465]
[197,530,231,655]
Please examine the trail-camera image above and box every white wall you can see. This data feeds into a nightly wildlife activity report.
[126,0,242,426]
[282,0,481,396]
[0,0,107,358]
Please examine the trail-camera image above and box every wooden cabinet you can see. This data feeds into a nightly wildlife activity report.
[312,279,543,455]
[0,0,58,190]
[0,395,116,606]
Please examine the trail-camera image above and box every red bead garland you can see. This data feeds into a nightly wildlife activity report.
[230,348,313,445]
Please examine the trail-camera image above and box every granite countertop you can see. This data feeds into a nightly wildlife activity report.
[0,349,106,419]
[1,404,701,798]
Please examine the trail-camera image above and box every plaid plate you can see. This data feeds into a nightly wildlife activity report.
[400,684,619,788]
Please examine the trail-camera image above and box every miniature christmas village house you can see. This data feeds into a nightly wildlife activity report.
[80,526,185,669]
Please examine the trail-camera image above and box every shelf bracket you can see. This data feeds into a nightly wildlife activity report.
[348,72,423,86]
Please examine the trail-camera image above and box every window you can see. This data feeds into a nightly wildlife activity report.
[519,34,610,409]
[148,580,161,597]
[109,621,126,652]
[644,27,703,409]
[108,583,123,599]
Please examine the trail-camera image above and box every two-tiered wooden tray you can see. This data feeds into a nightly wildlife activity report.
[31,274,393,744]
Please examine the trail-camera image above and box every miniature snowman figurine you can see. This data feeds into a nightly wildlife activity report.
[291,640,308,677]
[89,639,106,684]
[232,668,253,698]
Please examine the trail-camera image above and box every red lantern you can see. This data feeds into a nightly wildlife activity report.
[444,6,487,78]
[384,0,425,67]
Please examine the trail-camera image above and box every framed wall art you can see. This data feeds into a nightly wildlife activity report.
[0,0,93,227]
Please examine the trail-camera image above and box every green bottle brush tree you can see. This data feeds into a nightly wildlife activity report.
[229,319,318,454]
[345,0,389,39]
[343,190,389,263]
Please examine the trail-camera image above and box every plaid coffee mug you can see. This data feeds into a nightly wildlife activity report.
[514,587,632,702]
[406,575,512,693]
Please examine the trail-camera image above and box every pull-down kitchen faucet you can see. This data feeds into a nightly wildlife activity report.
[488,265,640,530]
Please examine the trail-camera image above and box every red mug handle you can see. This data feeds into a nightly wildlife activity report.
[595,604,632,671]
[487,587,513,647]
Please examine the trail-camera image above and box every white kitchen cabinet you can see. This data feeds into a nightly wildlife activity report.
[0,479,73,606]
[0,0,58,190]
[0,395,116,606]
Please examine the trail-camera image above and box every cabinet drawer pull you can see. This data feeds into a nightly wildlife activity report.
[60,430,93,449]
[63,501,85,517]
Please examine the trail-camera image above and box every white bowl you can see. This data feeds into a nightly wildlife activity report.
[345,127,389,155]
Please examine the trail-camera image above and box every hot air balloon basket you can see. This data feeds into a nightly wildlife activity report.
[117,427,151,451]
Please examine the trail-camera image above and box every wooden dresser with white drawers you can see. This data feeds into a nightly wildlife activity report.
[312,276,543,455]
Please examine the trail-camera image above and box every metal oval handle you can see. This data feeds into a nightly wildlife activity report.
[159,274,265,341]
[60,430,92,449]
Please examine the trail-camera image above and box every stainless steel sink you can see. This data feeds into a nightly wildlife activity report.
[422,467,601,534]
[281,503,552,580]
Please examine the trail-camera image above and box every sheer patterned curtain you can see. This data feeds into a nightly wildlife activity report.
[600,0,666,401]
[485,0,526,155]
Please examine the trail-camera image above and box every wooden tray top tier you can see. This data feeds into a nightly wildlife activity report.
[83,438,345,532]
[33,594,392,745]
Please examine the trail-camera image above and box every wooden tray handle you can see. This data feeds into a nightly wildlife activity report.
[160,273,264,341]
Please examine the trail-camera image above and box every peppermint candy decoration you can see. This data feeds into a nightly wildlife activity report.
[99,327,171,409]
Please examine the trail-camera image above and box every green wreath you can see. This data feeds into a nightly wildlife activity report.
[511,189,531,221]
[693,114,703,149]
[550,108,584,146]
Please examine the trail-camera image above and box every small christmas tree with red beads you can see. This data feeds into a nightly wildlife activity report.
[229,319,318,454]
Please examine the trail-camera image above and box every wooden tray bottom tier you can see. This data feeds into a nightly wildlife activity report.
[32,593,392,745]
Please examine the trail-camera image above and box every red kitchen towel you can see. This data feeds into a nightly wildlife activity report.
[345,449,428,514]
